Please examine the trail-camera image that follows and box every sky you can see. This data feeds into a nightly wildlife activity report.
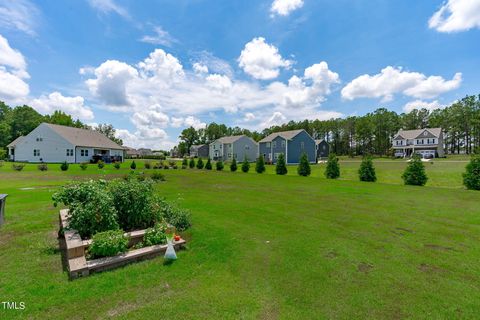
[0,0,479,149]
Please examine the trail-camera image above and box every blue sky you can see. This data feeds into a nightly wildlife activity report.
[0,0,479,149]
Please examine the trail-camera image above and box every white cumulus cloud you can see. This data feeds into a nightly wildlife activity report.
[429,0,480,33]
[30,92,94,120]
[0,34,29,101]
[270,0,304,17]
[403,100,444,113]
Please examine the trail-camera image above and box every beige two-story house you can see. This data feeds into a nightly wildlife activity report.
[392,128,444,158]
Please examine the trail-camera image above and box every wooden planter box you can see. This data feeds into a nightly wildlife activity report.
[59,209,186,279]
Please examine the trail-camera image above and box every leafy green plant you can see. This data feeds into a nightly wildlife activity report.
[37,163,48,171]
[182,157,188,166]
[359,156,376,182]
[402,154,428,186]
[130,160,137,170]
[205,158,212,170]
[297,153,311,177]
[0,149,6,160]
[216,160,224,171]
[463,155,480,190]
[153,162,163,169]
[150,171,166,182]
[189,158,195,168]
[144,161,152,169]
[113,162,121,169]
[60,161,69,171]
[275,153,287,175]
[255,155,265,173]
[89,230,128,258]
[12,163,25,171]
[325,153,339,179]
[97,160,105,169]
[80,162,88,170]
[159,200,191,231]
[143,223,167,246]
[196,158,204,169]
[241,156,250,173]
[230,158,237,172]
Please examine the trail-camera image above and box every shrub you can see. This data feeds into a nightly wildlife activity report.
[113,162,121,169]
[463,155,480,190]
[205,158,212,170]
[358,156,376,182]
[181,164,187,169]
[80,162,88,170]
[12,163,25,171]
[163,165,169,170]
[144,222,167,246]
[325,153,340,179]
[216,160,224,171]
[241,157,250,173]
[182,157,188,166]
[275,153,287,175]
[402,155,428,186]
[89,230,128,258]
[189,158,195,168]
[169,161,176,168]
[255,155,265,174]
[160,200,191,231]
[153,162,163,169]
[37,163,48,171]
[60,161,69,171]
[97,160,105,169]
[144,161,152,169]
[230,158,237,172]
[151,171,166,182]
[130,160,137,170]
[297,153,311,177]
[0,149,6,160]
[196,158,204,169]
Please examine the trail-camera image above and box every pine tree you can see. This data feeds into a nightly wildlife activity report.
[358,156,376,182]
[130,160,136,170]
[241,156,250,173]
[205,158,212,170]
[275,153,288,175]
[196,158,204,169]
[255,155,265,173]
[230,158,237,172]
[182,157,188,166]
[297,152,311,176]
[402,154,428,186]
[463,155,480,190]
[325,153,340,179]
[216,160,224,171]
[189,158,195,168]
[60,161,69,171]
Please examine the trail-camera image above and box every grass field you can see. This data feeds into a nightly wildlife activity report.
[1,159,480,319]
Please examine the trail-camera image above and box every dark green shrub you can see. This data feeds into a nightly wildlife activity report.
[60,161,69,171]
[297,153,311,177]
[275,153,287,175]
[130,160,137,170]
[151,171,166,182]
[0,149,6,160]
[160,200,191,231]
[37,163,48,171]
[325,153,340,179]
[169,161,176,168]
[359,156,376,182]
[143,223,167,246]
[182,157,188,166]
[463,155,480,190]
[153,162,163,169]
[144,161,152,169]
[205,158,212,170]
[97,160,105,169]
[255,155,265,173]
[181,165,187,169]
[216,160,224,171]
[241,157,250,173]
[189,158,195,168]
[163,165,169,170]
[196,158,204,169]
[89,230,128,258]
[402,155,428,186]
[113,162,121,169]
[230,158,237,172]
[12,163,25,171]
[80,162,88,170]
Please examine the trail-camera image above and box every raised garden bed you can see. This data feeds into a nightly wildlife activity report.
[59,209,186,279]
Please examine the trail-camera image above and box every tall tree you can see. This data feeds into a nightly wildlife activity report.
[95,123,123,145]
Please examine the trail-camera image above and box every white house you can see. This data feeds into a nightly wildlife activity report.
[392,128,444,158]
[7,123,124,163]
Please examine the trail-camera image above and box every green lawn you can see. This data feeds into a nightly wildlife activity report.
[1,160,480,319]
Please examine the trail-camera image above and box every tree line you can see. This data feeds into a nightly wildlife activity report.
[177,94,480,157]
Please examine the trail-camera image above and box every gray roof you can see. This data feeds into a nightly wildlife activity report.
[190,144,207,150]
[394,128,442,140]
[259,129,305,143]
[315,139,326,145]
[215,135,244,144]
[7,135,25,148]
[45,123,123,149]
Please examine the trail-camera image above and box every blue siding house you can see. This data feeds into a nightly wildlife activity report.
[258,129,316,164]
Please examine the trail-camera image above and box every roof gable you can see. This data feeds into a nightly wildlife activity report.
[394,128,442,140]
[7,135,25,148]
[259,129,305,143]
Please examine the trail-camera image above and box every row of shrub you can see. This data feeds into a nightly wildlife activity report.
[53,178,190,239]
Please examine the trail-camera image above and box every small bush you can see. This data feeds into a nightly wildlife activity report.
[241,157,250,173]
[80,162,88,170]
[216,160,224,171]
[37,163,48,171]
[402,155,428,186]
[196,158,204,169]
[172,164,178,169]
[325,153,340,179]
[297,153,311,177]
[0,149,6,160]
[153,162,163,169]
[151,171,166,182]
[205,158,212,170]
[144,161,152,169]
[97,160,105,169]
[60,161,69,171]
[169,161,176,168]
[12,163,25,171]
[113,162,121,169]
[130,160,137,170]
[358,156,376,182]
[160,201,191,231]
[275,153,287,175]
[163,165,169,170]
[463,155,480,190]
[255,156,265,174]
[182,158,188,166]
[144,223,167,246]
[189,158,195,168]
[181,164,187,169]
[89,230,128,258]
[230,158,237,172]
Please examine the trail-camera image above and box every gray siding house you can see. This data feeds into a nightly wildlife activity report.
[189,144,209,158]
[392,128,444,158]
[259,129,316,164]
[315,139,330,159]
[209,135,258,162]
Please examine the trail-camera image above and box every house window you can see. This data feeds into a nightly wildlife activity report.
[274,153,281,160]
[432,139,435,144]
[281,140,285,148]
[81,149,89,157]
[33,149,40,156]
[36,137,43,142]
[301,142,305,149]
[245,145,250,150]
[266,142,271,148]
[66,149,73,156]
[272,141,277,148]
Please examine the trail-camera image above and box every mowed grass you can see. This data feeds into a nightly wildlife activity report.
[1,159,480,319]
